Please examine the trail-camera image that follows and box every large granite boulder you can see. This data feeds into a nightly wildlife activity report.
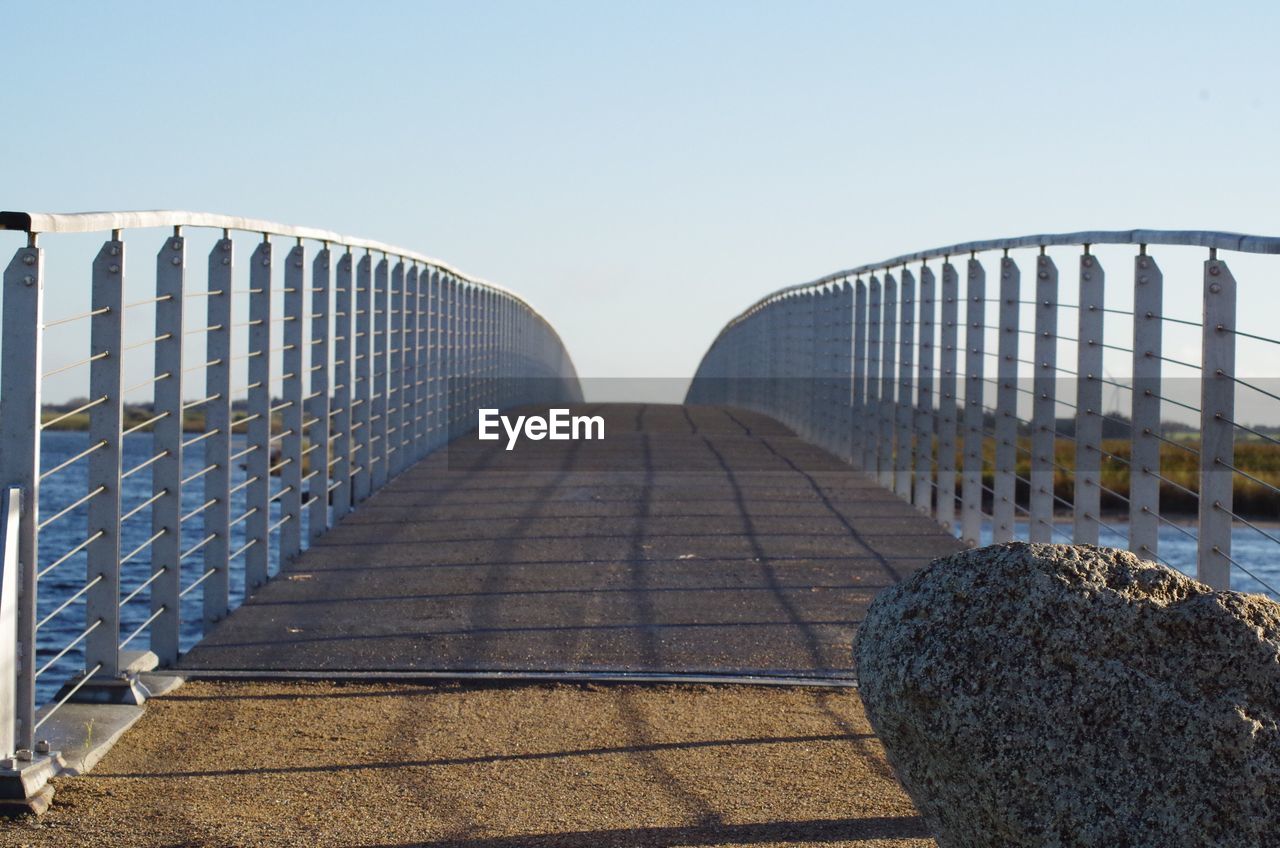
[855,542,1280,847]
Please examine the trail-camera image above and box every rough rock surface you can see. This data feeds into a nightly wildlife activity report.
[855,542,1280,848]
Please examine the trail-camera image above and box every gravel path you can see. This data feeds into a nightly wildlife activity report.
[0,681,933,848]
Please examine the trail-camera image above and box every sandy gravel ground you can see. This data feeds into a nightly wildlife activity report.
[0,681,932,848]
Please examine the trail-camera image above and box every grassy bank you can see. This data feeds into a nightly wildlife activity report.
[953,437,1280,518]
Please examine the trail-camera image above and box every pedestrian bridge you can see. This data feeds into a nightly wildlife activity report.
[0,210,1277,820]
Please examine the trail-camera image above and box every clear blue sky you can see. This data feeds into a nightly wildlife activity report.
[3,0,1279,404]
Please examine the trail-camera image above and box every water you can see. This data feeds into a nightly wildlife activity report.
[35,431,301,705]
[29,433,1280,706]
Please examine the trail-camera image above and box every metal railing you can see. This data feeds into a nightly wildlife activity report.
[0,210,581,762]
[688,229,1280,601]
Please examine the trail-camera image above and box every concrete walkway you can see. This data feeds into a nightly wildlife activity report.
[180,404,963,679]
[2,404,966,846]
[0,681,934,848]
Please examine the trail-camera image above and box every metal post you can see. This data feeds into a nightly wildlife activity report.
[914,265,935,511]
[1074,251,1105,544]
[837,281,854,462]
[427,270,441,451]
[280,243,305,563]
[203,238,233,628]
[0,487,21,757]
[853,279,868,470]
[865,277,882,477]
[1198,254,1236,589]
[993,255,1019,543]
[388,261,403,475]
[1,240,43,752]
[307,246,331,543]
[879,274,897,489]
[330,250,353,520]
[371,257,390,490]
[895,270,914,498]
[1030,253,1058,542]
[401,264,418,469]
[84,237,126,683]
[244,239,272,591]
[937,261,959,533]
[353,253,372,501]
[150,234,184,665]
[961,258,986,546]
[1130,251,1163,560]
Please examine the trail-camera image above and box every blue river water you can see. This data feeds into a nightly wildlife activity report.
[30,431,1280,705]
[35,430,300,705]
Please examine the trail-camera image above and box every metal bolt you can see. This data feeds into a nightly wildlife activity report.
[171,256,181,266]
[1210,283,1221,294]
[23,275,33,286]
[172,239,182,250]
[222,241,231,251]
[35,740,49,754]
[109,246,120,257]
[1209,265,1220,276]
[16,749,31,762]
[1139,275,1148,284]
[222,257,230,266]
[109,264,120,274]
[1038,271,1048,279]
[1083,272,1091,281]
[1139,258,1149,269]
[22,254,35,266]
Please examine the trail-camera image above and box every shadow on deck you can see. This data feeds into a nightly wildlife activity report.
[179,404,963,679]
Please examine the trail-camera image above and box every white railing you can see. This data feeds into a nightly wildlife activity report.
[688,230,1280,602]
[0,210,581,766]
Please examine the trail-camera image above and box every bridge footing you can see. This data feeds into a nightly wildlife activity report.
[0,752,62,817]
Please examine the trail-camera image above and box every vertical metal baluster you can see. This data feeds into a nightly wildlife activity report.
[279,243,304,564]
[388,260,404,476]
[203,238,233,628]
[1029,252,1058,542]
[961,257,986,546]
[1199,252,1236,589]
[853,279,867,471]
[2,238,44,752]
[865,277,882,478]
[915,265,935,511]
[1130,250,1163,560]
[1074,250,1105,544]
[402,264,419,468]
[371,257,390,490]
[330,250,353,520]
[837,281,854,462]
[244,239,272,591]
[416,269,431,456]
[426,269,441,451]
[806,290,819,442]
[307,246,331,543]
[467,285,477,430]
[353,253,372,501]
[895,270,914,498]
[937,261,959,533]
[150,233,184,665]
[441,275,454,446]
[484,290,494,416]
[879,273,897,489]
[84,235,126,687]
[993,254,1019,542]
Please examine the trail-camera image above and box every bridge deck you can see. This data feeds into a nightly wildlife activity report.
[180,404,964,679]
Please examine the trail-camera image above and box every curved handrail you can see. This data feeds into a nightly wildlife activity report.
[712,228,1280,339]
[0,208,573,357]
